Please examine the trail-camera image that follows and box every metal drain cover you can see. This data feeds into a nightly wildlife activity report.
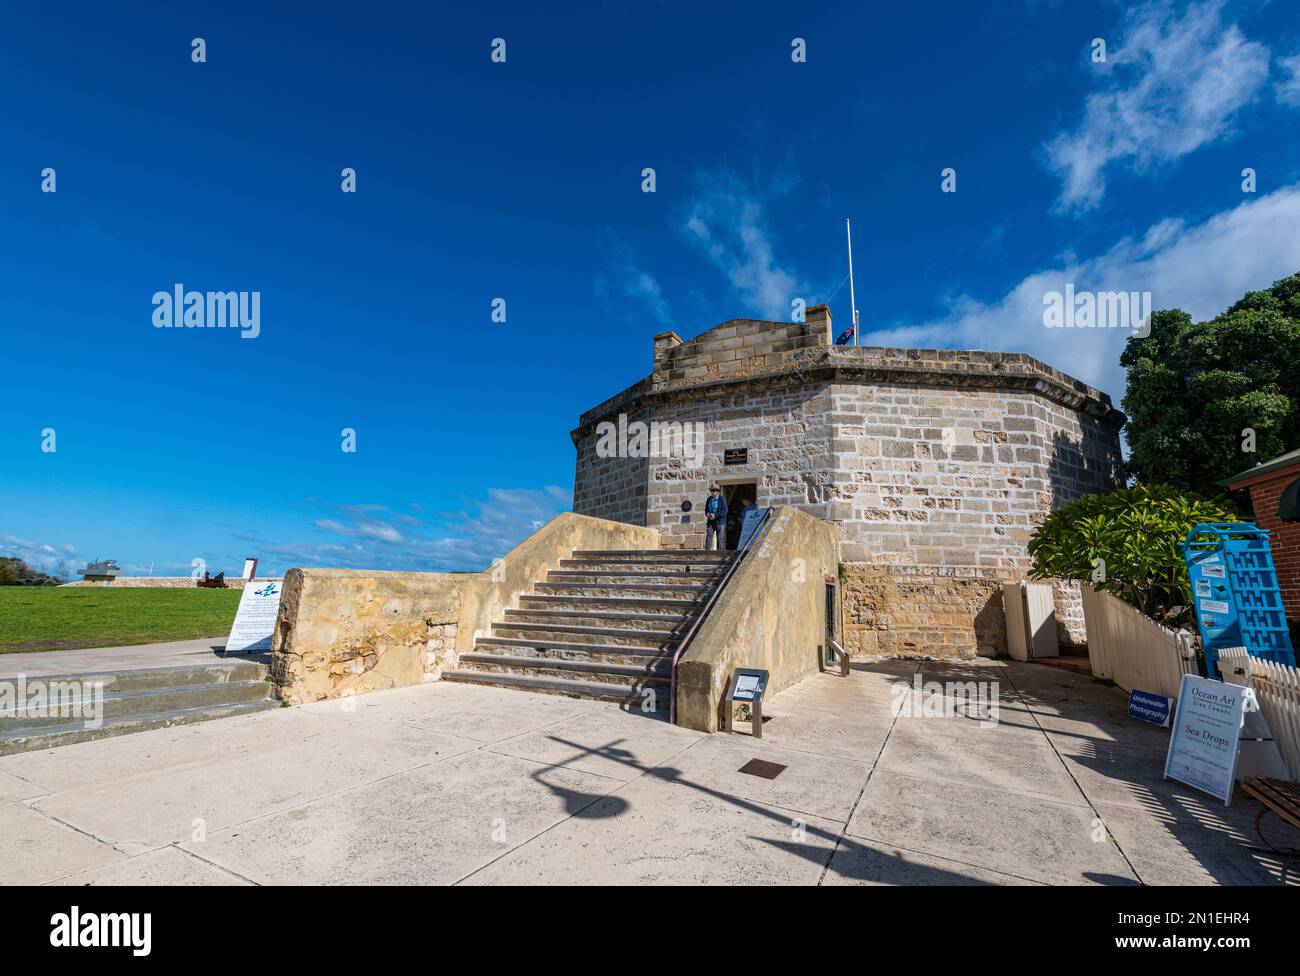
[738,758,787,780]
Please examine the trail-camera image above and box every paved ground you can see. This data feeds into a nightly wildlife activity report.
[0,637,237,678]
[1,658,1296,885]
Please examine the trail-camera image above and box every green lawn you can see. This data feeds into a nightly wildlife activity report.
[0,586,244,653]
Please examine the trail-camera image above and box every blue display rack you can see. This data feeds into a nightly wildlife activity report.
[1181,522,1296,678]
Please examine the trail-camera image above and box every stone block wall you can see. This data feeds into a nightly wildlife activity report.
[826,381,1120,568]
[572,422,649,527]
[648,384,835,548]
[841,567,1087,659]
[842,565,1019,659]
[650,305,832,387]
[1052,578,1087,647]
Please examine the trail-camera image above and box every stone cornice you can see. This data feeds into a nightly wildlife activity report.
[571,345,1125,444]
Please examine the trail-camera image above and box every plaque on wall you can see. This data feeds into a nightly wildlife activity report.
[724,448,748,465]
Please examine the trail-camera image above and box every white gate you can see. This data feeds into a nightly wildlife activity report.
[1219,648,1300,781]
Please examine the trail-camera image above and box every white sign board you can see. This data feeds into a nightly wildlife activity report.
[225,579,284,653]
[1163,674,1247,805]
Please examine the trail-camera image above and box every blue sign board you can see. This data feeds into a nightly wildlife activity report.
[1128,689,1171,726]
[736,507,769,551]
[1182,522,1296,678]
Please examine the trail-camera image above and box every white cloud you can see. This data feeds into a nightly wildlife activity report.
[1045,0,1271,212]
[0,535,79,576]
[312,518,404,543]
[244,487,574,574]
[1277,52,1300,106]
[595,234,672,323]
[861,183,1300,404]
[680,169,806,320]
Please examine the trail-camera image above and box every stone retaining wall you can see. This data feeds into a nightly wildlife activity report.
[65,577,263,589]
[270,513,660,704]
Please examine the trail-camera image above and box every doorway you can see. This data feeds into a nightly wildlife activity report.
[723,481,758,550]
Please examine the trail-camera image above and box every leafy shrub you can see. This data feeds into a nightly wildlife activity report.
[1028,485,1239,626]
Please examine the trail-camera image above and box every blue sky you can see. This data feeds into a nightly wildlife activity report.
[4,0,1300,577]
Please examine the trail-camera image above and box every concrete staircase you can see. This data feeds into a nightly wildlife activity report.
[443,549,735,709]
[0,658,280,756]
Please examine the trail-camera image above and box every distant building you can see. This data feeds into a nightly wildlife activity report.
[79,559,122,582]
[571,305,1125,658]
[1224,448,1300,625]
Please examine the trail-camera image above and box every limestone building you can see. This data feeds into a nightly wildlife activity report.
[571,305,1125,658]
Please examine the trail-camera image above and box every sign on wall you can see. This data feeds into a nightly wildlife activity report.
[723,448,748,465]
[1162,674,1247,805]
[225,579,284,654]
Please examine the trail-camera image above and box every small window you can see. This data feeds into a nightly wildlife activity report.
[1280,477,1300,523]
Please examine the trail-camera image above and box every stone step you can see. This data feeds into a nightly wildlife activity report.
[0,679,273,732]
[502,608,694,632]
[558,559,731,575]
[0,698,283,757]
[571,550,733,562]
[8,659,269,696]
[472,637,672,668]
[532,582,713,601]
[545,571,725,586]
[490,622,676,651]
[457,653,670,685]
[441,669,669,707]
[517,594,706,615]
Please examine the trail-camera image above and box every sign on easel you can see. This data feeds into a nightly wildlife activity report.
[225,579,284,654]
[723,667,770,738]
[1162,674,1247,805]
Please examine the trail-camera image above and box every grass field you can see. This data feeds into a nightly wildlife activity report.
[0,586,243,653]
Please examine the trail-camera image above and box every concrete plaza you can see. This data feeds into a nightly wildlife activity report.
[1,657,1295,885]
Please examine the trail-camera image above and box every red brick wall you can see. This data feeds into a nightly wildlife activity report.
[1247,472,1300,621]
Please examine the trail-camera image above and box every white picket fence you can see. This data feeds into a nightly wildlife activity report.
[1218,648,1300,781]
[1080,584,1197,700]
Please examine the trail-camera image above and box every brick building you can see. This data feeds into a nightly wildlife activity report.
[1224,448,1300,625]
[570,305,1126,658]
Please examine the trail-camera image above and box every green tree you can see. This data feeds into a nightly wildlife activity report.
[1122,272,1300,497]
[1027,484,1239,625]
[0,557,63,586]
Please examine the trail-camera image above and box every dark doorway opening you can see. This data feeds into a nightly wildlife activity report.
[723,481,758,550]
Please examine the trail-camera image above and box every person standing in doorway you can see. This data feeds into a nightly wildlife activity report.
[704,484,728,551]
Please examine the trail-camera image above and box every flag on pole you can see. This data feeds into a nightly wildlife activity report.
[834,324,856,345]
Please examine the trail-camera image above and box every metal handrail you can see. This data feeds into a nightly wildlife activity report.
[668,507,773,724]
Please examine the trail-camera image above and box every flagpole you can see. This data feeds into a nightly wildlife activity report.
[846,218,858,345]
